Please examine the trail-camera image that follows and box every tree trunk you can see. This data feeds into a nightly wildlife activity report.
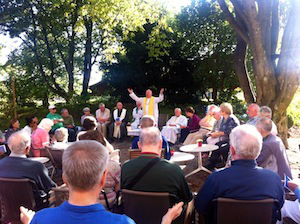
[82,18,93,96]
[233,36,256,103]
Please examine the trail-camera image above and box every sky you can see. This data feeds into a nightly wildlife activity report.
[0,0,191,84]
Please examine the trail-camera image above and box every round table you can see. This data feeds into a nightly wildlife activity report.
[180,144,219,177]
[169,152,195,163]
[29,157,49,164]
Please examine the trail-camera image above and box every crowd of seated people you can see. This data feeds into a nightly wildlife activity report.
[0,98,299,224]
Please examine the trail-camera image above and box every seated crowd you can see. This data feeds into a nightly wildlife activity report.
[0,94,298,224]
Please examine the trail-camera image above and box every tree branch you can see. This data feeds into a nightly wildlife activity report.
[217,0,250,44]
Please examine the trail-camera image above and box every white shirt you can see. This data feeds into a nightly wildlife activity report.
[166,115,188,128]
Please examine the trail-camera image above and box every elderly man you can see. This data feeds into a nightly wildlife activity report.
[161,108,187,144]
[183,105,217,145]
[0,131,56,209]
[46,105,64,133]
[256,117,292,179]
[61,108,76,142]
[128,88,164,124]
[258,106,278,135]
[95,103,111,138]
[246,103,260,125]
[21,141,134,224]
[195,125,284,223]
[132,116,170,160]
[108,102,128,141]
[122,127,192,204]
[80,107,94,125]
[131,101,143,129]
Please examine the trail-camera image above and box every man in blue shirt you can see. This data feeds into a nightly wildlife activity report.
[22,141,135,224]
[195,125,284,223]
[131,115,171,160]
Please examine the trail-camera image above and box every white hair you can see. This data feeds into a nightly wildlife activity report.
[62,140,109,191]
[54,127,69,142]
[38,118,54,132]
[8,131,31,155]
[174,108,182,113]
[139,127,162,147]
[230,125,262,159]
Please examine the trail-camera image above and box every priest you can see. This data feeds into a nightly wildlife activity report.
[128,88,164,124]
[131,101,143,129]
[108,102,128,142]
[161,108,187,144]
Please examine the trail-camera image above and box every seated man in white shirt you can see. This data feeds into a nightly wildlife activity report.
[131,102,143,129]
[161,108,187,144]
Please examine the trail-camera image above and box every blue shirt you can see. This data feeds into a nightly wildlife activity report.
[195,160,284,221]
[131,136,171,160]
[30,201,135,224]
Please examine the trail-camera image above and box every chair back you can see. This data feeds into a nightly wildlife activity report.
[52,185,69,207]
[48,147,63,169]
[129,149,141,160]
[215,198,275,224]
[0,178,36,224]
[122,189,170,224]
[158,114,169,130]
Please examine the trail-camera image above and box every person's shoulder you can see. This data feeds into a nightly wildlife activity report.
[103,211,135,224]
[255,165,281,179]
[31,206,61,223]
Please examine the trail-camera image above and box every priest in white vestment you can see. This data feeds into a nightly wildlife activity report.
[161,108,187,144]
[108,102,128,141]
[128,88,164,124]
[131,102,143,129]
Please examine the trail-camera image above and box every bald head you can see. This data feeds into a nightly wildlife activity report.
[247,103,260,118]
[8,131,31,155]
[139,127,162,152]
[117,102,123,110]
[140,115,155,128]
[146,89,152,98]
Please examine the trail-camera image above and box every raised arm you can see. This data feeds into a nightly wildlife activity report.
[155,88,164,103]
[128,88,143,103]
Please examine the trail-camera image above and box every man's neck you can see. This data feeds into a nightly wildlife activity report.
[141,147,161,156]
[68,190,100,206]
[9,152,26,158]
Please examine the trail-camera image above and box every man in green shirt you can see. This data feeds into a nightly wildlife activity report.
[46,105,64,133]
[61,108,76,142]
[121,127,193,206]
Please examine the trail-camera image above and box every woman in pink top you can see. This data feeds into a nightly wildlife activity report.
[31,118,54,157]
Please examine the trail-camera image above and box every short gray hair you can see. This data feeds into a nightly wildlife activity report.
[62,140,109,191]
[55,127,69,142]
[174,108,181,113]
[230,125,262,159]
[139,127,162,147]
[8,131,31,155]
[259,106,272,118]
[141,115,155,128]
[61,108,68,114]
[99,103,105,107]
[256,117,272,133]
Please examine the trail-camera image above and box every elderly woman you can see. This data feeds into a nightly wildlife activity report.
[51,127,72,150]
[205,102,239,170]
[31,118,54,157]
[179,106,200,143]
[5,119,20,142]
[77,117,114,153]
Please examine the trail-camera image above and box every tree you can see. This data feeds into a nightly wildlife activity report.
[175,0,239,103]
[217,0,300,144]
[0,0,163,101]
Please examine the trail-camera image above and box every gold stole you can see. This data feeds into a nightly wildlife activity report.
[143,97,155,116]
